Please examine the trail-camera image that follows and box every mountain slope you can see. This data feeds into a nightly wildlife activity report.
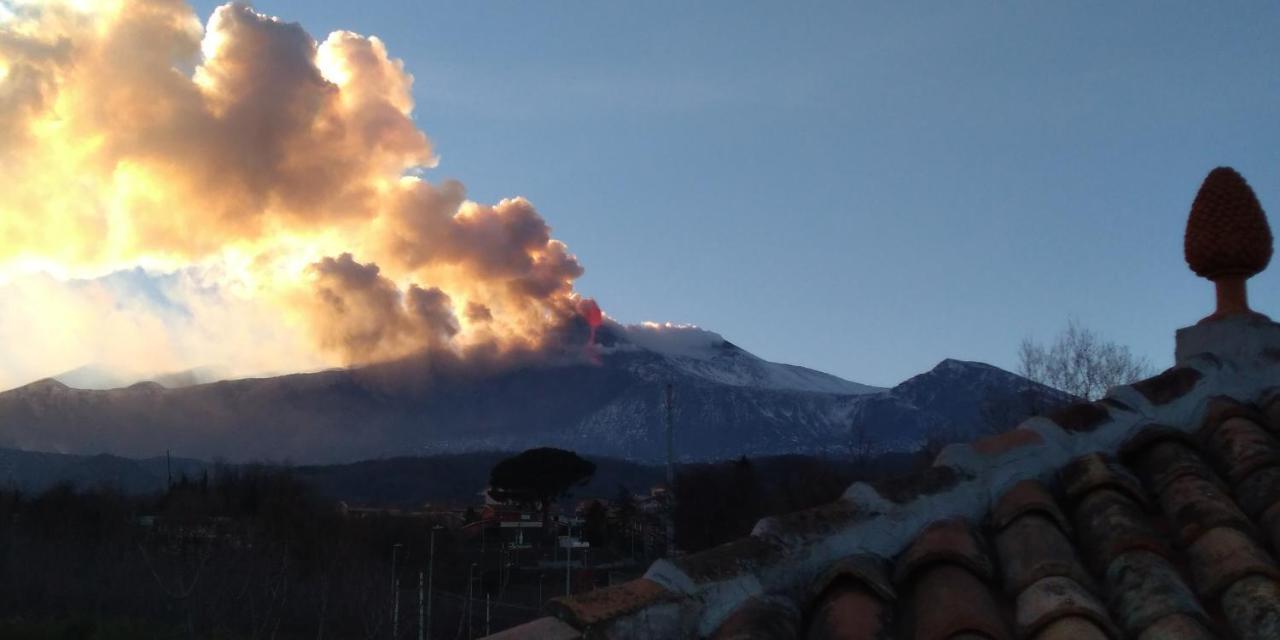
[605,324,882,395]
[52,364,232,390]
[845,358,1076,451]
[0,325,1064,463]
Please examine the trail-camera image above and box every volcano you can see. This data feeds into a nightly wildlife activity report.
[0,323,1066,463]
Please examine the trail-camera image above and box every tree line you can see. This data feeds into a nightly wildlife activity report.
[0,466,493,640]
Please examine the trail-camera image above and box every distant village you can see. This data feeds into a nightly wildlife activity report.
[338,479,674,584]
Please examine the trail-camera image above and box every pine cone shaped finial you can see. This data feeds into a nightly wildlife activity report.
[1185,167,1272,280]
[1184,167,1272,321]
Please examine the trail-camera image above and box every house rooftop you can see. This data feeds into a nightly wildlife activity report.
[487,167,1280,639]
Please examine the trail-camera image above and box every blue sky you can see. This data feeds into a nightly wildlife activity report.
[191,1,1280,387]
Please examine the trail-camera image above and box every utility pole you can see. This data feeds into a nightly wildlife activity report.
[417,571,424,640]
[393,576,401,640]
[467,563,476,640]
[427,526,440,640]
[391,543,403,639]
[664,383,677,557]
[485,593,491,637]
[564,520,572,596]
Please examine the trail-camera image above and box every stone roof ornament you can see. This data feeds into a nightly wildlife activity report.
[1185,167,1273,322]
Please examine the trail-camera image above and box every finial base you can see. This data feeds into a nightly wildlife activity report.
[1199,275,1267,324]
[1177,314,1280,366]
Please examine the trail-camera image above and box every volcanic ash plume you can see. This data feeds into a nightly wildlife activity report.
[0,1,594,387]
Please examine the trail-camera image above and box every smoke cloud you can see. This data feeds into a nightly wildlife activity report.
[0,1,594,388]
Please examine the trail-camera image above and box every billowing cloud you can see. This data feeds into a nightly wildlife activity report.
[0,1,593,387]
[465,301,494,324]
[309,253,460,363]
[0,267,326,387]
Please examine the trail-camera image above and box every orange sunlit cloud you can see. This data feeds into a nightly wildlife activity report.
[0,1,589,387]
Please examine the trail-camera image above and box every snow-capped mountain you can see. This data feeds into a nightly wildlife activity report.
[0,323,1068,463]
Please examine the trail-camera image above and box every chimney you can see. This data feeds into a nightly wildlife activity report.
[1176,167,1280,365]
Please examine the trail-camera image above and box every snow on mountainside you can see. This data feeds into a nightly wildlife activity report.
[604,323,884,395]
[843,358,1077,452]
[0,324,1065,464]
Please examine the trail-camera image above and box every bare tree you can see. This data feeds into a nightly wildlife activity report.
[1018,320,1151,401]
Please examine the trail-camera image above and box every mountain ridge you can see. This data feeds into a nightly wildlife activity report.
[0,324,1066,463]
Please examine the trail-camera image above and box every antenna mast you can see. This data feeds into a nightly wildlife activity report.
[664,383,676,557]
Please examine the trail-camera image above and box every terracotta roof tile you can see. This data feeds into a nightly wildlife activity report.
[755,497,865,541]
[1102,550,1210,636]
[1012,576,1113,638]
[1133,614,1217,640]
[668,535,784,585]
[872,466,968,505]
[993,513,1094,596]
[1131,366,1203,405]
[708,596,799,640]
[1031,616,1110,640]
[971,427,1044,456]
[1128,436,1217,496]
[1201,396,1271,433]
[1234,465,1280,519]
[1201,416,1280,486]
[1072,488,1168,574]
[904,563,1011,640]
[1120,422,1198,458]
[1059,454,1149,509]
[990,479,1071,534]
[1185,526,1280,599]
[893,518,992,585]
[1263,388,1280,430]
[545,578,677,629]
[810,554,894,603]
[1155,472,1254,547]
[1220,574,1280,640]
[807,584,890,640]
[1260,502,1280,552]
